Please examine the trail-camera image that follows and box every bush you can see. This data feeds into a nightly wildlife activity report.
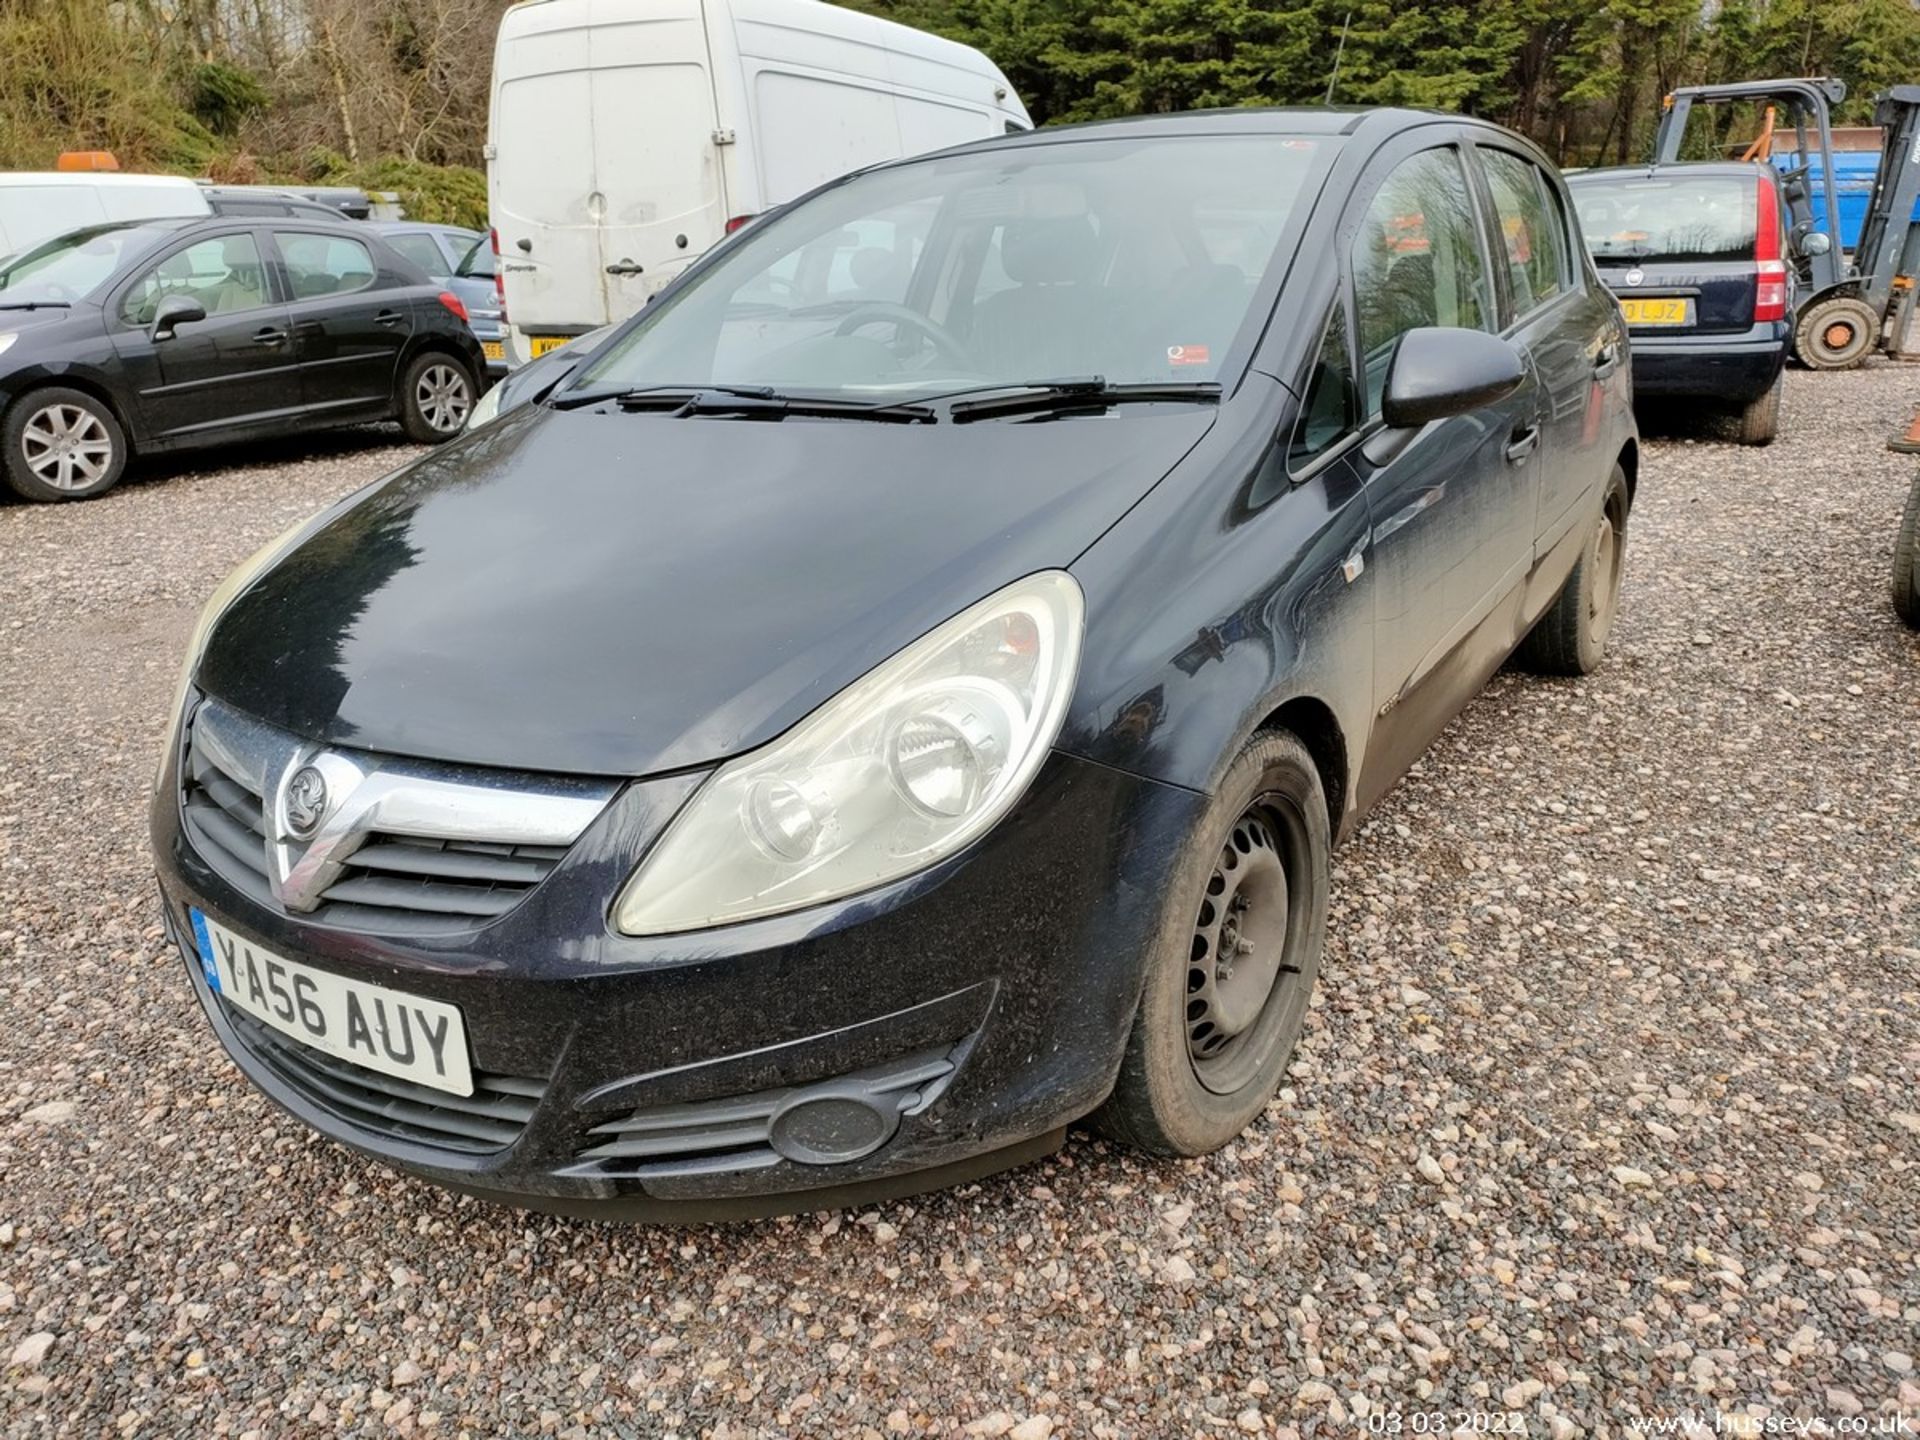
[328,158,488,230]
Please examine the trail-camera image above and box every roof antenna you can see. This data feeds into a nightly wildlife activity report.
[1325,11,1352,105]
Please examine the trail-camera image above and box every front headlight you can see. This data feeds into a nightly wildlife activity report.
[154,516,323,783]
[614,570,1084,935]
[464,381,504,431]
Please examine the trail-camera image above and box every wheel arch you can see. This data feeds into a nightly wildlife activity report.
[3,371,141,452]
[1252,695,1348,841]
[1616,436,1639,507]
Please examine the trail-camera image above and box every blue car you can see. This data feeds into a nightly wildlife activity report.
[1568,162,1794,445]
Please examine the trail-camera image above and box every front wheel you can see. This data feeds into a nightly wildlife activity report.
[3,388,128,502]
[1894,472,1920,629]
[399,353,476,442]
[1515,464,1630,676]
[1092,730,1330,1157]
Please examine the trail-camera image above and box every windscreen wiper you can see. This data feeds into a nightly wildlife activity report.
[944,377,1223,423]
[0,301,71,311]
[554,383,935,423]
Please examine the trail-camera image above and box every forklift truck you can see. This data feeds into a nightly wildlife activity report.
[1654,77,1920,369]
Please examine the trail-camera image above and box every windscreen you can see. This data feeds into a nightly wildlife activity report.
[575,133,1329,397]
[1570,174,1756,264]
[0,224,163,306]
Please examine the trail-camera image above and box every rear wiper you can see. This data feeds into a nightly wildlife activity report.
[558,384,935,423]
[945,377,1223,423]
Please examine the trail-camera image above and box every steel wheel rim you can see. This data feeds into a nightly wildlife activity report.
[21,403,112,491]
[417,365,471,433]
[1586,506,1623,646]
[1185,802,1309,1094]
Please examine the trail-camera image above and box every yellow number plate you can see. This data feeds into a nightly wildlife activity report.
[1619,298,1690,326]
[528,335,573,358]
[481,341,505,361]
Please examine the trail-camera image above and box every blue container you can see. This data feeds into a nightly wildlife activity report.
[1777,150,1920,249]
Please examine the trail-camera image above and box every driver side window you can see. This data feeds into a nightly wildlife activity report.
[1351,147,1493,417]
[120,234,269,327]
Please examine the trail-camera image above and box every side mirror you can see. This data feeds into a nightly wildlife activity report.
[150,294,206,342]
[1797,231,1832,258]
[1381,327,1526,430]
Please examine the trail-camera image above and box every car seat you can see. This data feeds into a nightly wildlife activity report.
[970,216,1109,378]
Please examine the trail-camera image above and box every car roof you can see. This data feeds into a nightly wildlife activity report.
[368,221,477,238]
[1569,160,1774,183]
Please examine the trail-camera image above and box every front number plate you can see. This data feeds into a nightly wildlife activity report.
[1618,297,1691,326]
[527,335,572,358]
[190,909,474,1096]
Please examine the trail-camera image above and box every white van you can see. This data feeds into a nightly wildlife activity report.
[487,0,1030,364]
[0,172,210,260]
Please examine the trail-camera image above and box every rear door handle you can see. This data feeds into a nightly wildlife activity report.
[374,309,405,327]
[1504,425,1541,464]
[252,326,287,347]
[604,260,644,276]
[1593,342,1620,377]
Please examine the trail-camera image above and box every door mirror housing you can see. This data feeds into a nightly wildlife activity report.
[1797,230,1832,258]
[1380,327,1526,430]
[150,294,207,342]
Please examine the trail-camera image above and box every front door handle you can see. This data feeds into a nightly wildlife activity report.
[374,309,404,327]
[252,326,287,347]
[604,260,644,277]
[1504,425,1541,464]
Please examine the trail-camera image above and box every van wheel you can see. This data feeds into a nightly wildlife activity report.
[4,388,128,502]
[1516,464,1630,676]
[1894,472,1920,629]
[399,353,475,442]
[1794,296,1878,370]
[1092,730,1329,1157]
[1735,372,1782,446]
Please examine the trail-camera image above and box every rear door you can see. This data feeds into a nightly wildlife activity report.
[269,228,414,417]
[108,227,300,442]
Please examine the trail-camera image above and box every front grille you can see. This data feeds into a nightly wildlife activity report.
[225,1006,546,1154]
[565,1046,961,1181]
[178,699,614,937]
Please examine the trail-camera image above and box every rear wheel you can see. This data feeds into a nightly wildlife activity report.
[1794,296,1878,371]
[1894,471,1920,629]
[3,388,127,503]
[1734,371,1782,447]
[399,352,475,442]
[1093,730,1329,1157]
[1516,464,1630,676]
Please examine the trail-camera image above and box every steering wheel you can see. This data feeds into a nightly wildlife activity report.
[832,303,972,369]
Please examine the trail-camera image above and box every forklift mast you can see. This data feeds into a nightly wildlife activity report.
[1652,77,1849,294]
[1856,86,1920,318]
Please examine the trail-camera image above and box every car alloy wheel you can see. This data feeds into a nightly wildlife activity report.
[21,402,114,492]
[416,363,472,434]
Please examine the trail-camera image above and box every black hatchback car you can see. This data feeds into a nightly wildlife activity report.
[0,216,486,501]
[152,110,1636,1218]
[1567,161,1793,445]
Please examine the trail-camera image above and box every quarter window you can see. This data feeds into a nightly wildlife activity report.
[1352,147,1492,417]
[279,232,378,299]
[1481,150,1570,317]
[1290,304,1357,469]
[121,234,270,326]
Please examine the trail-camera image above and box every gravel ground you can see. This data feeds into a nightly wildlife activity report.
[1,374,1916,1440]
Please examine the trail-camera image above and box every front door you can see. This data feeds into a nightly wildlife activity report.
[110,229,301,443]
[270,229,412,418]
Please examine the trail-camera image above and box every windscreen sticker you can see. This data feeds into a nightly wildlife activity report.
[1167,344,1211,367]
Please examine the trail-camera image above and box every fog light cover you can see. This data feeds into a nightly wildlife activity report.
[614,571,1083,935]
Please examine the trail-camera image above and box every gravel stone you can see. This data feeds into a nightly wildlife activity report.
[1,373,1917,1433]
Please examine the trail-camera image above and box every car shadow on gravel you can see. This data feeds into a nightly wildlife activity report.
[110,426,422,492]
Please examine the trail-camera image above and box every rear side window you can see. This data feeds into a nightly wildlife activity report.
[1352,147,1492,416]
[1481,150,1570,316]
[279,232,378,299]
[1569,175,1756,265]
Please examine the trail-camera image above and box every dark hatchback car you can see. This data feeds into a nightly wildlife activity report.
[1567,161,1793,445]
[0,216,486,501]
[152,109,1636,1219]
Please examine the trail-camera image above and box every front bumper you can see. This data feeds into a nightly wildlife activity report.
[152,727,1203,1219]
[1626,325,1789,402]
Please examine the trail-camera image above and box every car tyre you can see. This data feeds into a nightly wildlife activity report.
[1092,730,1329,1157]
[3,387,128,503]
[399,352,477,443]
[1516,464,1630,676]
[1734,372,1782,447]
[1894,471,1920,629]
[1793,295,1878,371]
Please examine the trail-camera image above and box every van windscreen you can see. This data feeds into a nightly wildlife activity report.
[1570,174,1757,265]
